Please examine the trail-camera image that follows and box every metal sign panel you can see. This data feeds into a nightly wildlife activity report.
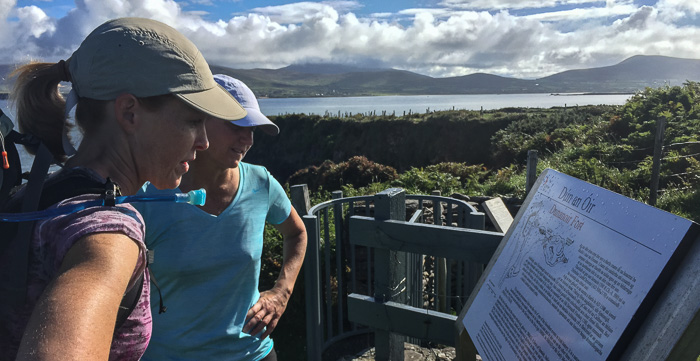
[462,168,698,361]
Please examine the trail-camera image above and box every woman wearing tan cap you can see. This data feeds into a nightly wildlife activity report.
[0,18,245,360]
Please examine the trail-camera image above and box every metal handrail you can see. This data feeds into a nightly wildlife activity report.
[307,194,479,217]
[308,194,373,216]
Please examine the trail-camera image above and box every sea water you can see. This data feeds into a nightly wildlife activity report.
[258,93,632,116]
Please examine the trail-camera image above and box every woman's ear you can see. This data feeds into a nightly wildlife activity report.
[114,93,139,134]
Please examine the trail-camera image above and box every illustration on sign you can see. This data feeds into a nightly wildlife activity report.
[498,199,575,287]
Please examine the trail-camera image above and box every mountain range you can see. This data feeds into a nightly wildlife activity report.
[210,55,700,97]
[2,55,699,97]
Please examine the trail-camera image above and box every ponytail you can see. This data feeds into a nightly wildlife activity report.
[10,61,72,162]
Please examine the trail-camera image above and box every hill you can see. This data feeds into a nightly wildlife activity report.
[2,55,699,96]
[534,55,700,93]
[211,55,700,97]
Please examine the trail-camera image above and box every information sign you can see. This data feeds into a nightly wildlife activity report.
[483,197,514,233]
[463,169,698,361]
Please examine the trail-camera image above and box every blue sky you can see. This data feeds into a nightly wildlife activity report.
[17,1,439,21]
[3,0,700,78]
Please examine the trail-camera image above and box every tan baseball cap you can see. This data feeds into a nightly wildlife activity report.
[67,17,246,121]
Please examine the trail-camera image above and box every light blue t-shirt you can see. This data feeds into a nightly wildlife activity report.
[136,162,291,361]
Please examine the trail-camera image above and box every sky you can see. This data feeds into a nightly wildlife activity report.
[0,0,698,79]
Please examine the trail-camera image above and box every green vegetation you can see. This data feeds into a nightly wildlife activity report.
[254,82,700,219]
[260,81,700,359]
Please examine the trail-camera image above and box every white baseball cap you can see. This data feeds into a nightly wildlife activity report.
[213,74,280,135]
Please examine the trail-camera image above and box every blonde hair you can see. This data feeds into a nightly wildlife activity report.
[10,61,72,161]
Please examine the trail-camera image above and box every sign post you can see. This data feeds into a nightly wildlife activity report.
[457,168,699,361]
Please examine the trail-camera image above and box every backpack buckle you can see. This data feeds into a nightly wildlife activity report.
[103,177,121,207]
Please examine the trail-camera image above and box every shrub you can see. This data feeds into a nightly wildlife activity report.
[391,167,463,195]
[287,156,398,191]
[480,165,527,198]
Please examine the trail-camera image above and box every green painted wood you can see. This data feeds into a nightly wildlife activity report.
[372,189,406,361]
[375,188,406,221]
[290,184,310,215]
[465,211,486,230]
[332,191,345,336]
[349,216,503,264]
[432,191,448,314]
[348,293,458,346]
[302,215,323,361]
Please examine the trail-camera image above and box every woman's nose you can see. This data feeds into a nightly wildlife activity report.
[240,128,254,145]
[195,124,209,151]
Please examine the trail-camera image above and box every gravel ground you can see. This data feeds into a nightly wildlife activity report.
[335,342,482,361]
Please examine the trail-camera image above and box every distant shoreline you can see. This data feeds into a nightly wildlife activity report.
[550,92,635,96]
[0,91,637,100]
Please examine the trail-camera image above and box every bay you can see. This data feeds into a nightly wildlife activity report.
[1,93,632,173]
[257,93,632,116]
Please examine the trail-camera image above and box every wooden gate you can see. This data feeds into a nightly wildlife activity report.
[292,186,504,360]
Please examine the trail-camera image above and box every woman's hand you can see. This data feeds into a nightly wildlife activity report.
[243,207,307,340]
[243,287,290,339]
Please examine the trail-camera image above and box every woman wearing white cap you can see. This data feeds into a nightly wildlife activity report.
[0,19,246,361]
[136,75,306,361]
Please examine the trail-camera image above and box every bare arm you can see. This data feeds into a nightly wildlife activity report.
[244,207,307,339]
[16,232,139,361]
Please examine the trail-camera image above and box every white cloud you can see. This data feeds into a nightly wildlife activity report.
[524,4,638,22]
[437,0,608,11]
[658,0,700,14]
[320,1,362,13]
[205,1,700,78]
[0,5,55,63]
[655,0,700,22]
[0,0,698,79]
[189,0,215,5]
[248,2,341,24]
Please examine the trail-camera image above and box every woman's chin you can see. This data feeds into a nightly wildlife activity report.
[150,177,182,190]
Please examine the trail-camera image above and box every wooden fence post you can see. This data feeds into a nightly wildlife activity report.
[525,150,538,195]
[292,184,322,360]
[290,184,310,215]
[432,190,448,314]
[373,188,407,361]
[302,214,322,361]
[650,116,666,206]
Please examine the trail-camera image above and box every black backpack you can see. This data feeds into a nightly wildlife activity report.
[0,109,144,331]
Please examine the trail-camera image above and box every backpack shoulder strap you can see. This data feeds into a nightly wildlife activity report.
[0,142,57,310]
[116,272,144,331]
[0,130,23,208]
[1,164,143,332]
[41,169,143,330]
[41,170,143,330]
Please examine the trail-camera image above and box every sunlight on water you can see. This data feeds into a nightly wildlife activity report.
[258,93,632,116]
